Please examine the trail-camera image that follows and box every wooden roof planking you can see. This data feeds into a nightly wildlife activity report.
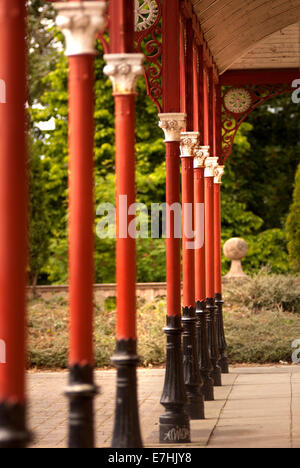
[191,0,300,73]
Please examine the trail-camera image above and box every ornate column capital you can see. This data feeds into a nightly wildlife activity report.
[55,1,107,56]
[158,113,187,142]
[204,157,219,178]
[194,146,210,169]
[103,54,144,94]
[180,132,199,158]
[214,165,225,184]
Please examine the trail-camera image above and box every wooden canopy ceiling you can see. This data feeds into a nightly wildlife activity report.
[231,23,300,70]
[191,0,300,73]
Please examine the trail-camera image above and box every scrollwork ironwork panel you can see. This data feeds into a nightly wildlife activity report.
[221,84,292,163]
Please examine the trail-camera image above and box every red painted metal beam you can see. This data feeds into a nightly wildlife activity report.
[193,44,200,132]
[208,68,216,156]
[109,0,134,54]
[214,184,222,295]
[0,0,27,404]
[165,141,182,317]
[114,93,137,341]
[68,55,95,367]
[203,67,209,146]
[220,68,300,86]
[194,167,205,303]
[205,173,215,300]
[185,19,194,131]
[162,0,180,113]
[215,84,222,164]
[180,17,186,116]
[198,46,205,143]
[0,0,31,448]
[182,154,195,308]
[109,2,137,343]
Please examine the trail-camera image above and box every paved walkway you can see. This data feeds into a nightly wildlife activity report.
[27,366,300,449]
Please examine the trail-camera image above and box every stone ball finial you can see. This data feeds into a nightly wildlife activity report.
[223,237,249,279]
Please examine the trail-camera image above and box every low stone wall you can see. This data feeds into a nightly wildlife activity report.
[28,280,233,307]
[27,283,168,308]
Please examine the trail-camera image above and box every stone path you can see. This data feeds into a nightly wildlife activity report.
[27,366,300,448]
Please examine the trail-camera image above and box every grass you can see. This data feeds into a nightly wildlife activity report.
[27,274,300,369]
[27,295,166,369]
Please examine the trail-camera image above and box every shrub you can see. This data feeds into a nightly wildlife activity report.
[224,270,300,313]
[225,306,300,364]
[286,163,300,272]
[245,229,289,274]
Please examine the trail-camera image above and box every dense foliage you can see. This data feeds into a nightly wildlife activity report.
[28,3,300,284]
[286,163,300,272]
[221,94,300,275]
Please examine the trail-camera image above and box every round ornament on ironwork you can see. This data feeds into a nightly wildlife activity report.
[135,0,159,32]
[224,88,252,114]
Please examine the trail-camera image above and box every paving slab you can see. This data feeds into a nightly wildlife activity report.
[26,365,300,449]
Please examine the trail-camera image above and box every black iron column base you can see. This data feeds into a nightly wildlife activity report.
[0,402,31,448]
[160,316,191,444]
[111,339,143,448]
[66,364,98,449]
[159,410,191,445]
[220,358,229,374]
[206,298,222,387]
[196,301,214,402]
[215,294,229,374]
[182,307,205,420]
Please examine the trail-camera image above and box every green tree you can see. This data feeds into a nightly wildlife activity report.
[27,0,59,104]
[225,94,300,231]
[286,163,300,272]
[27,0,61,286]
[31,41,166,284]
[28,138,51,291]
[221,93,300,275]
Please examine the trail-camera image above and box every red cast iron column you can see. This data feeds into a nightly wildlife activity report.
[0,0,31,448]
[158,114,190,443]
[193,42,214,402]
[214,166,229,374]
[180,133,204,420]
[180,13,205,421]
[204,157,222,387]
[104,0,144,448]
[55,1,107,448]
[157,0,190,444]
[215,84,229,374]
[194,147,214,401]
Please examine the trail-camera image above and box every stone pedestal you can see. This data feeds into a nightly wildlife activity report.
[223,238,249,279]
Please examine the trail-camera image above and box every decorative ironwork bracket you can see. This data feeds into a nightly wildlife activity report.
[221,83,292,164]
[134,0,162,112]
[98,0,162,111]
